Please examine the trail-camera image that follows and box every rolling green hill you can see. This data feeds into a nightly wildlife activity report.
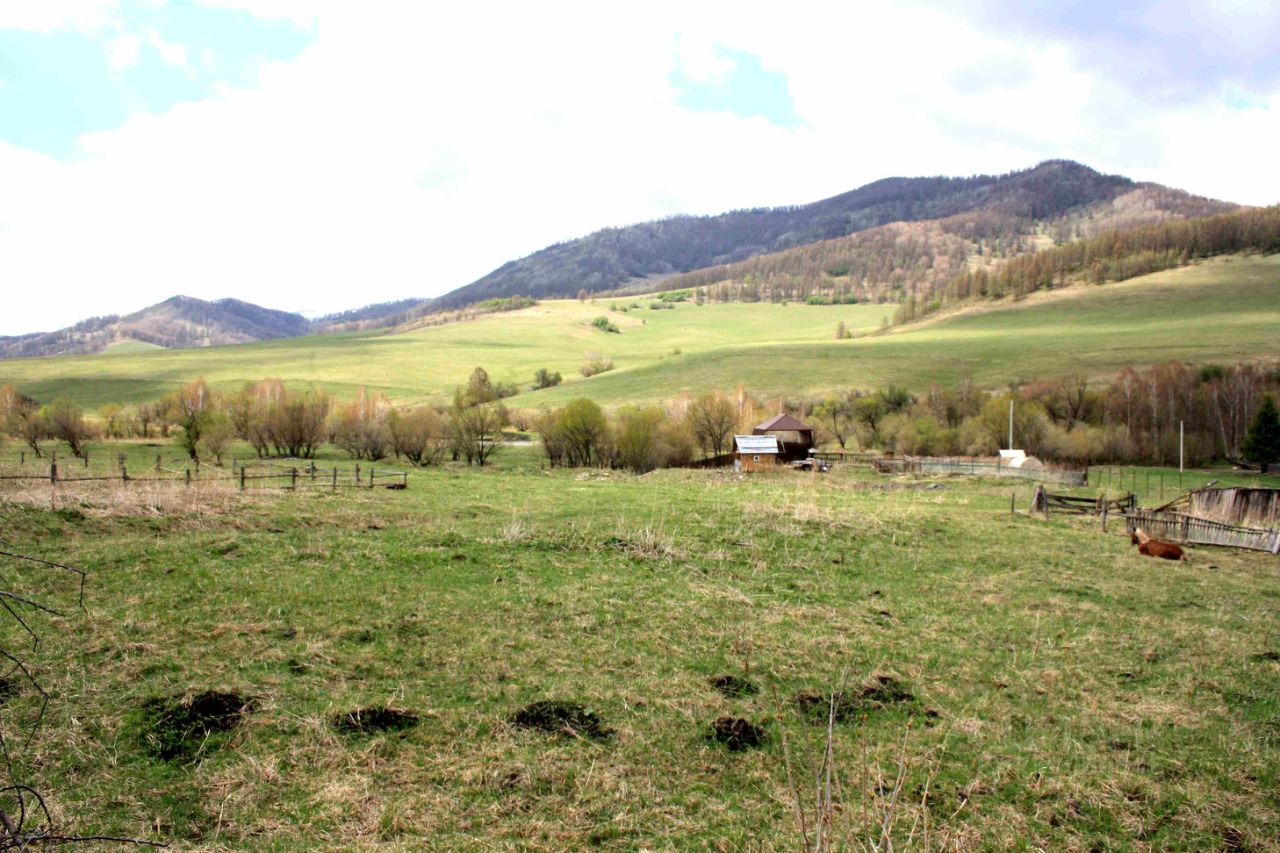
[2,255,1277,410]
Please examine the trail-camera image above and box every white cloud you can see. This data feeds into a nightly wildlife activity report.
[0,1,117,32]
[145,26,191,71]
[105,31,141,68]
[0,0,1277,336]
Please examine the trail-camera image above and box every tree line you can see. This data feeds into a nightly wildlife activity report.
[0,366,522,468]
[4,358,1279,474]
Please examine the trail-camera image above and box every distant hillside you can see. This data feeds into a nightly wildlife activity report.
[312,298,434,332]
[0,296,312,359]
[433,160,1234,309]
[655,183,1236,307]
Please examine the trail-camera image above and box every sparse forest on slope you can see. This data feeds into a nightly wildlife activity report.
[433,160,1206,308]
[655,184,1236,308]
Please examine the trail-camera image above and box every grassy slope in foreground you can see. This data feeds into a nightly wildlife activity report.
[527,254,1280,405]
[0,300,894,409]
[3,459,1277,849]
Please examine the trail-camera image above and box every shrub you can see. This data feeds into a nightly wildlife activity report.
[389,407,448,466]
[592,316,620,334]
[580,352,614,377]
[532,368,563,390]
[539,399,610,467]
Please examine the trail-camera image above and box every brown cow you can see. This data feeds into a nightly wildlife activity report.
[1131,528,1187,561]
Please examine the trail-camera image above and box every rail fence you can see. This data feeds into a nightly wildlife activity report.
[0,457,410,492]
[1031,488,1136,516]
[1123,508,1280,554]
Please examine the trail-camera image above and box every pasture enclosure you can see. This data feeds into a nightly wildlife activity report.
[1,452,1277,849]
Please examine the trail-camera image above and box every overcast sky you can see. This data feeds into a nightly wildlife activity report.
[1,0,1278,335]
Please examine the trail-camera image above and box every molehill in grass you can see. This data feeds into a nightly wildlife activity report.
[135,690,252,760]
[331,707,419,735]
[708,674,759,698]
[509,701,613,740]
[795,674,920,723]
[708,717,768,751]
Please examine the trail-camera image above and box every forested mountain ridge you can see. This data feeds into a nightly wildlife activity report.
[0,296,312,359]
[655,182,1237,307]
[431,160,1235,309]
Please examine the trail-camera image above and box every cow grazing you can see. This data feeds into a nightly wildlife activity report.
[1130,528,1187,561]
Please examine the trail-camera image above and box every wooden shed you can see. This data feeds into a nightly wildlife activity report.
[753,413,815,462]
[734,434,779,472]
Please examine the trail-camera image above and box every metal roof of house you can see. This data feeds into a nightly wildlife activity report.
[735,434,779,454]
[754,412,813,432]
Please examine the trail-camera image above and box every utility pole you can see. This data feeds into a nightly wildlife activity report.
[1008,399,1014,450]
[1179,421,1184,474]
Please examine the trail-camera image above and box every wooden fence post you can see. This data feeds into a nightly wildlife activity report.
[355,463,361,484]
[402,471,408,488]
[1100,498,1109,532]
[121,466,129,484]
[369,465,375,488]
[291,468,297,490]
[50,462,57,484]
[1010,491,1015,513]
[84,452,89,468]
[332,468,338,492]
[20,451,24,465]
[240,467,246,491]
[155,454,162,472]
[185,468,191,485]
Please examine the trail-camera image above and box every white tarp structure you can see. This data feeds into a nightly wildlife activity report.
[999,449,1043,469]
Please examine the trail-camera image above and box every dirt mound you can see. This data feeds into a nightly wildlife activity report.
[510,701,613,740]
[796,675,918,723]
[709,675,758,698]
[708,717,768,751]
[331,707,419,735]
[0,677,21,704]
[137,690,252,760]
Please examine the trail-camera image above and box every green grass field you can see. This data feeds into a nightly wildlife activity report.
[2,255,1278,412]
[1,444,1277,850]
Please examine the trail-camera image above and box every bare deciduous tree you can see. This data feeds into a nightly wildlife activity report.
[686,393,736,458]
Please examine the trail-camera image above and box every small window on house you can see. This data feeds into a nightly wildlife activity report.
[753,455,761,462]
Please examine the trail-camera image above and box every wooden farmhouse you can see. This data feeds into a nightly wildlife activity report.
[734,434,779,472]
[753,413,816,462]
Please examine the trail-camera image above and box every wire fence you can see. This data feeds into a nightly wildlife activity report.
[0,453,410,492]
[874,456,1088,486]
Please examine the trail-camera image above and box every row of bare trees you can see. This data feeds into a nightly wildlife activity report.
[0,368,515,468]
[800,361,1280,468]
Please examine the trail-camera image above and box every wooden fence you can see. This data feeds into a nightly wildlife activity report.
[0,460,410,492]
[811,450,881,466]
[1123,509,1280,554]
[1032,488,1136,516]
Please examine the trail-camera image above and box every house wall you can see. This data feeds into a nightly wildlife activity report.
[737,452,778,473]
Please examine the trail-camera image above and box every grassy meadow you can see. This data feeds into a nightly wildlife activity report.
[3,254,1279,412]
[0,443,1277,850]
